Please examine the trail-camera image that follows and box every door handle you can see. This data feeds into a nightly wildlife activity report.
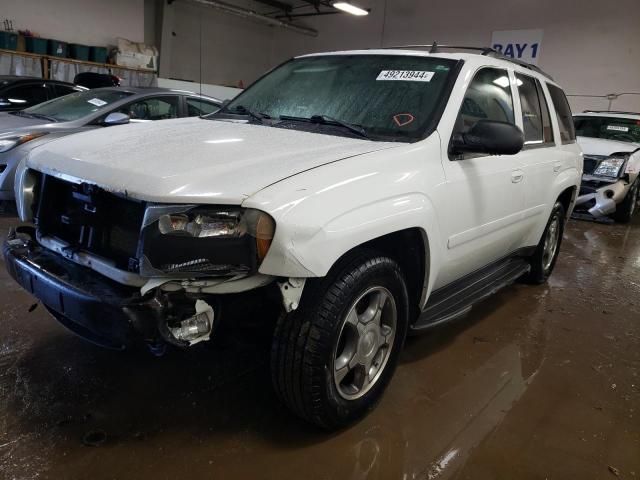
[511,170,524,183]
[553,162,562,173]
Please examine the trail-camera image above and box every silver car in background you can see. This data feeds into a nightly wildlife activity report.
[0,87,221,203]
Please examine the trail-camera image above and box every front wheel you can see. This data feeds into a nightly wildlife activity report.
[270,251,409,429]
[613,180,639,223]
[523,201,566,284]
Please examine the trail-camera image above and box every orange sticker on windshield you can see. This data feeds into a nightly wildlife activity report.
[393,113,415,127]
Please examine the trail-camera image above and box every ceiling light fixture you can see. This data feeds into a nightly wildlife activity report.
[332,2,369,16]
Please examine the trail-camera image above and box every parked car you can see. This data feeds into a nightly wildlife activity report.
[4,48,582,429]
[573,111,640,222]
[73,72,121,89]
[0,75,86,112]
[0,87,221,202]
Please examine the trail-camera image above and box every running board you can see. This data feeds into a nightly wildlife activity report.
[412,257,531,332]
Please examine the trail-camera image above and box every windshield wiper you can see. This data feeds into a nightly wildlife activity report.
[279,114,369,139]
[219,104,270,124]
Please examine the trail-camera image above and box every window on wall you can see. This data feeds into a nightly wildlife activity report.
[516,73,554,147]
[546,83,576,144]
[453,67,515,136]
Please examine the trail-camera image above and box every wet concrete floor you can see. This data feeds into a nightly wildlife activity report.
[0,214,638,480]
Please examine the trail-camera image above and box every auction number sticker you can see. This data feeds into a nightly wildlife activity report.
[607,125,629,132]
[87,98,108,107]
[377,70,435,82]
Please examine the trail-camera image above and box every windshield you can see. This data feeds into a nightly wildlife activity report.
[222,54,458,142]
[574,116,640,144]
[22,89,133,122]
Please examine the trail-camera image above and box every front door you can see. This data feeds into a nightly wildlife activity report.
[434,67,527,289]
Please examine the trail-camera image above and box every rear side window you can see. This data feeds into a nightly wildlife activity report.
[51,84,82,97]
[119,96,180,120]
[547,84,576,144]
[516,74,554,147]
[3,83,48,108]
[186,97,220,116]
[454,67,515,135]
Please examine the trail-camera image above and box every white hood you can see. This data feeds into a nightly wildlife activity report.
[577,135,640,157]
[26,117,400,204]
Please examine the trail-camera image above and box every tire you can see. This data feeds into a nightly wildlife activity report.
[523,201,566,285]
[613,180,639,223]
[270,250,409,430]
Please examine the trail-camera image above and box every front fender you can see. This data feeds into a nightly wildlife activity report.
[243,136,445,300]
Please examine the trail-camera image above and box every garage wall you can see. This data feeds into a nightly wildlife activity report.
[3,0,145,47]
[159,0,640,111]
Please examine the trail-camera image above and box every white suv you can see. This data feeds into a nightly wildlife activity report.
[573,111,640,222]
[5,46,582,429]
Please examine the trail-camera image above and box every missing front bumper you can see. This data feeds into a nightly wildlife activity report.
[2,234,223,350]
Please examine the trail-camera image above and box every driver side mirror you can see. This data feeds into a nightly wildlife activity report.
[450,120,524,157]
[103,112,130,126]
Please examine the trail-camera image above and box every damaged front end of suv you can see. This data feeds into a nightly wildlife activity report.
[574,150,639,220]
[5,168,281,351]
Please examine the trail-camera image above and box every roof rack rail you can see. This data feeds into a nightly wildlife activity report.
[381,43,497,55]
[378,42,554,80]
[583,110,640,115]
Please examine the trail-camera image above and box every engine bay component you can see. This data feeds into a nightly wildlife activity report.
[168,299,215,345]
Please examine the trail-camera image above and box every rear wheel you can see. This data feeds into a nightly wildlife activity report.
[613,180,639,223]
[270,251,409,429]
[524,201,565,284]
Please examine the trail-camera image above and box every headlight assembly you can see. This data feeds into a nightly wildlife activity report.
[0,132,48,153]
[593,156,627,178]
[141,206,275,276]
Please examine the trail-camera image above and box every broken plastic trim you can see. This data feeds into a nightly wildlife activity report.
[279,277,306,312]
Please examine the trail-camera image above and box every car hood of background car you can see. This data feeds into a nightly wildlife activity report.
[577,136,640,156]
[27,117,402,204]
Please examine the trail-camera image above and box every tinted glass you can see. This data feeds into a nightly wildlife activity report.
[454,68,514,135]
[574,116,640,143]
[186,97,220,116]
[223,55,458,142]
[537,81,554,144]
[516,73,554,146]
[24,89,133,122]
[51,84,81,97]
[547,84,576,143]
[119,96,179,120]
[4,83,48,108]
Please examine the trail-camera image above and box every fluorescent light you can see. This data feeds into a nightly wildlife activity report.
[333,2,369,16]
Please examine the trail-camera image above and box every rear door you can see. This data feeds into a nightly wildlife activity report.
[435,66,527,288]
[511,73,561,236]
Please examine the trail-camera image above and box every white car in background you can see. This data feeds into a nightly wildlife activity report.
[5,47,582,429]
[573,111,640,222]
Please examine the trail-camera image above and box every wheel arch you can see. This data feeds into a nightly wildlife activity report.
[329,227,431,323]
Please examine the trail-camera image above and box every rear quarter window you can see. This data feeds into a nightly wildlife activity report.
[547,84,576,144]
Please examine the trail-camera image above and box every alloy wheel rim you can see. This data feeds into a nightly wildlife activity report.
[542,214,561,271]
[333,286,397,401]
